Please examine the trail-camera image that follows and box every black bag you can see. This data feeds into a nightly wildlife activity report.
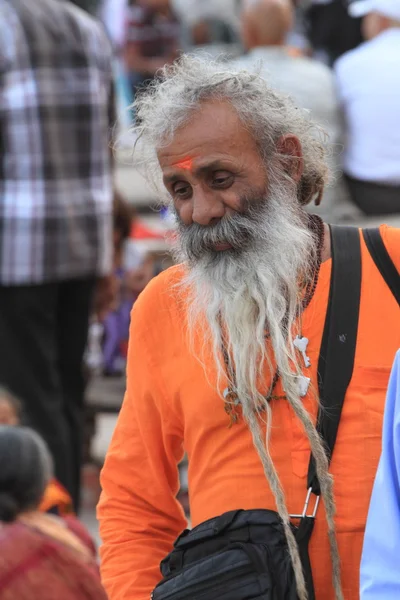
[152,227,398,600]
[152,509,298,600]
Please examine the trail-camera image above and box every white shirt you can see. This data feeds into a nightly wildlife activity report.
[335,29,400,184]
[233,47,360,223]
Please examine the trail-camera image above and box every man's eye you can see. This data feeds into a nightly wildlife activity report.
[212,172,234,188]
[172,183,191,198]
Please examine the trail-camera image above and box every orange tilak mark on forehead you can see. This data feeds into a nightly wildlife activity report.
[174,157,194,171]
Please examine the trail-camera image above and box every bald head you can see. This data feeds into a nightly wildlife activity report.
[241,0,293,50]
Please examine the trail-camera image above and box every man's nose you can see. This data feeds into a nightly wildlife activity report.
[191,188,225,226]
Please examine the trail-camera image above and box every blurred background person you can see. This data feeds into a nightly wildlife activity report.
[305,0,363,65]
[102,191,136,377]
[124,0,181,99]
[0,426,107,600]
[285,0,312,55]
[172,0,241,46]
[0,386,74,516]
[0,0,115,512]
[177,0,242,58]
[335,0,400,215]
[235,0,359,223]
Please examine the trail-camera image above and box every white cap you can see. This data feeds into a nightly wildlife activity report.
[349,0,400,20]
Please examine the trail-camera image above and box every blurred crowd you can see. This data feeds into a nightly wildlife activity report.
[0,0,399,598]
[101,0,400,222]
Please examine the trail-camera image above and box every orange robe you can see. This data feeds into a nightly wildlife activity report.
[98,225,400,600]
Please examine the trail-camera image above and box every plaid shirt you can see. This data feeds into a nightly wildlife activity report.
[0,0,114,285]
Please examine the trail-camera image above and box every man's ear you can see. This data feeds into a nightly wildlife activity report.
[276,134,304,182]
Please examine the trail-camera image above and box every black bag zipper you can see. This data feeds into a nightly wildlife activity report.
[151,564,254,600]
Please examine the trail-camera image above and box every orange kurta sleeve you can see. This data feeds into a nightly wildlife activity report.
[98,284,187,600]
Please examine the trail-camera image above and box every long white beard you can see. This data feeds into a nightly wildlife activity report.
[174,180,316,417]
[173,181,343,600]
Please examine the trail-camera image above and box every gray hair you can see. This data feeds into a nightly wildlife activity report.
[0,426,53,523]
[132,54,329,205]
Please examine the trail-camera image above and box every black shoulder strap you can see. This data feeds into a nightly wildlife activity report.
[362,228,400,305]
[307,226,362,494]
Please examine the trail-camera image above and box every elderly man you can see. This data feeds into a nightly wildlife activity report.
[98,57,400,600]
[235,0,359,224]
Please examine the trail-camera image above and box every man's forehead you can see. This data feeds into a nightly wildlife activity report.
[160,155,241,184]
[157,101,257,167]
[167,101,246,145]
[174,157,194,171]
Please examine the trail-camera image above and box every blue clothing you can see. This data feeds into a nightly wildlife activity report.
[361,350,400,598]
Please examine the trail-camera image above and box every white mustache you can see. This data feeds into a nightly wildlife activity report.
[175,199,267,263]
